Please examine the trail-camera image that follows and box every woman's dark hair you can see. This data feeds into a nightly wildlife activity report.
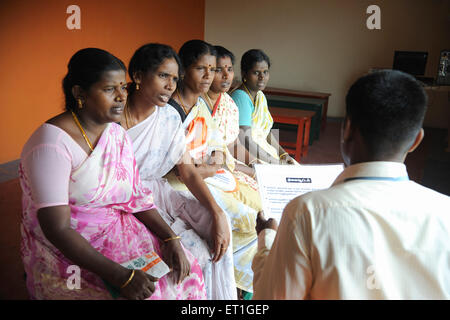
[345,70,428,158]
[62,48,126,112]
[128,43,182,93]
[178,39,217,70]
[240,49,271,75]
[214,45,235,65]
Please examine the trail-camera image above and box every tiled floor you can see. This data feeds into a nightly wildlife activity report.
[0,119,448,300]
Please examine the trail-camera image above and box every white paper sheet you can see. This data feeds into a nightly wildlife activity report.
[255,163,344,222]
[204,168,238,192]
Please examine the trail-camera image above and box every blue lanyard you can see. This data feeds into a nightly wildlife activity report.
[344,176,409,182]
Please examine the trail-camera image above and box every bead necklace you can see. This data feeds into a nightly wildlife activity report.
[71,110,94,152]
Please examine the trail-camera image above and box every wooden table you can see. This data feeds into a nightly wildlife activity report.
[264,87,331,131]
[269,107,316,162]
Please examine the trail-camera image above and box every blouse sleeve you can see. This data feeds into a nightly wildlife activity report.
[231,90,253,127]
[22,143,72,210]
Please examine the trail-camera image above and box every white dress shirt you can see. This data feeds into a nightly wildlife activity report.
[252,161,450,299]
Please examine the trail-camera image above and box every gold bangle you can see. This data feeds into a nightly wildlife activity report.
[163,235,181,242]
[120,269,135,289]
[279,152,289,159]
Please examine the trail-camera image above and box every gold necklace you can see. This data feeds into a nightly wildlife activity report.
[204,93,214,112]
[242,83,255,105]
[205,92,221,114]
[176,89,190,115]
[71,110,94,152]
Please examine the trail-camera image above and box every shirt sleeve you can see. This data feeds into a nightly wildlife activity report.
[231,90,253,127]
[22,144,72,210]
[252,199,313,299]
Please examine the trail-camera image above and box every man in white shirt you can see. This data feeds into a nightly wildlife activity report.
[252,70,450,299]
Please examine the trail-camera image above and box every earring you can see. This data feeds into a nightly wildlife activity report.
[243,78,247,83]
[136,83,140,90]
[77,98,83,109]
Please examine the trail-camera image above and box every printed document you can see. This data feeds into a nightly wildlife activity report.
[255,164,344,222]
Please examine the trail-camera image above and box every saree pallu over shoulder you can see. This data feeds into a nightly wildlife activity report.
[182,98,235,171]
[20,122,206,300]
[68,123,155,212]
[129,105,238,300]
[251,91,279,159]
[211,93,259,192]
[127,106,186,180]
[177,98,260,292]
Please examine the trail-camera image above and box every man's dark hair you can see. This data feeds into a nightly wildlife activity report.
[345,70,428,157]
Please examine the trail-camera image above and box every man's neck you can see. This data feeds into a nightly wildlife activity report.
[349,154,406,166]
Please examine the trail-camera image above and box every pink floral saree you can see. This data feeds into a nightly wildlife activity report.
[19,122,206,300]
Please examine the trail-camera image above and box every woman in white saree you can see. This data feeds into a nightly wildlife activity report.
[168,40,261,296]
[121,43,236,300]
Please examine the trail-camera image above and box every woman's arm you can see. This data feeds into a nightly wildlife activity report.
[238,126,280,164]
[192,150,224,179]
[233,162,255,177]
[228,137,256,165]
[133,208,190,284]
[38,205,157,300]
[228,139,257,177]
[175,151,231,262]
[267,131,295,164]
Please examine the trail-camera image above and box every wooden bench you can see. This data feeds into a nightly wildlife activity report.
[269,107,316,162]
[264,87,331,131]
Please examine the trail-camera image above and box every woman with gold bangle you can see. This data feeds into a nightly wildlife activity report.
[231,49,296,165]
[19,48,206,300]
[122,43,237,300]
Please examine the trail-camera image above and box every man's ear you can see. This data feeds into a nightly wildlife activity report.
[342,116,353,142]
[407,128,424,154]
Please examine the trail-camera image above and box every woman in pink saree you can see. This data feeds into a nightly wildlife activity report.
[19,48,206,300]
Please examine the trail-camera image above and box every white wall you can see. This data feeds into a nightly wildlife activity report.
[205,0,450,127]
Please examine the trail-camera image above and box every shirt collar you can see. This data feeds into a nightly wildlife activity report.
[332,161,409,186]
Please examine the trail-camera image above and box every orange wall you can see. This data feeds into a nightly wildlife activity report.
[0,0,205,164]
